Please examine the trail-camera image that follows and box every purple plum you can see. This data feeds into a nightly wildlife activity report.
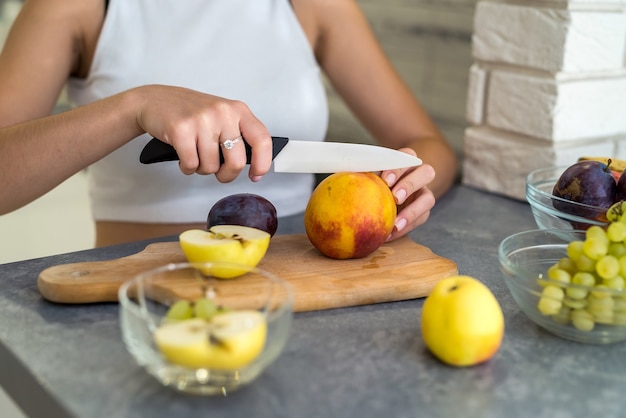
[552,160,616,225]
[207,193,278,237]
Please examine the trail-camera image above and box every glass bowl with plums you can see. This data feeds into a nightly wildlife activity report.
[526,164,616,231]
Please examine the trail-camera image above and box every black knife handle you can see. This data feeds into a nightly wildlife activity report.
[139,136,289,165]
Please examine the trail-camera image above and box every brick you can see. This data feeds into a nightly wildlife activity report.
[466,64,487,125]
[462,126,615,200]
[472,2,626,72]
[487,70,626,141]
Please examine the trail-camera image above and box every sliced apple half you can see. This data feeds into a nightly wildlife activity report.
[179,225,271,278]
[153,311,267,370]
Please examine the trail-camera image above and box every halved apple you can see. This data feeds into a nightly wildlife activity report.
[154,311,267,370]
[179,225,271,278]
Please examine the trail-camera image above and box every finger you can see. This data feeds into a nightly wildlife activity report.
[169,132,200,176]
[387,187,435,241]
[382,148,419,187]
[195,129,221,175]
[238,113,273,179]
[390,163,435,205]
[214,134,247,183]
[387,209,431,242]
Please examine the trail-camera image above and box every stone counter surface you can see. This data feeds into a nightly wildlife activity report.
[2,186,626,418]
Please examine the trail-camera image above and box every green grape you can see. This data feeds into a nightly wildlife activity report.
[608,242,626,258]
[567,241,585,260]
[596,255,620,279]
[193,297,218,320]
[587,297,615,313]
[546,265,571,285]
[563,297,587,310]
[583,238,609,260]
[618,255,626,277]
[538,297,561,315]
[606,201,626,223]
[587,309,613,326]
[572,272,596,287]
[165,300,194,321]
[571,309,595,331]
[607,222,626,242]
[587,295,614,324]
[542,285,565,300]
[613,297,626,312]
[566,287,588,300]
[603,276,625,291]
[586,225,609,242]
[557,257,577,274]
[590,284,611,299]
[592,312,614,324]
[574,253,596,273]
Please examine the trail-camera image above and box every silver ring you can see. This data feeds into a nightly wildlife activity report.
[220,136,242,150]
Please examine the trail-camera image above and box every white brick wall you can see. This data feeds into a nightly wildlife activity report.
[473,2,626,72]
[463,0,626,200]
[488,69,626,141]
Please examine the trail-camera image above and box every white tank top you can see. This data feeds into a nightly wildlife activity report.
[67,0,328,223]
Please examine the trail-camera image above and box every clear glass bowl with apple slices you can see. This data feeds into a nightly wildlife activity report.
[118,262,293,395]
[499,229,626,344]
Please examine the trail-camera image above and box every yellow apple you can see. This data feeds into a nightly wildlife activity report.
[179,225,270,278]
[153,311,267,370]
[304,172,396,259]
[421,275,504,367]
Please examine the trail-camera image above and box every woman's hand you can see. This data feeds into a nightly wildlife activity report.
[381,148,436,241]
[133,85,274,183]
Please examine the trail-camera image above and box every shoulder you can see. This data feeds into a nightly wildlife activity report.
[291,0,365,52]
[19,0,104,26]
[19,0,105,76]
[291,0,377,69]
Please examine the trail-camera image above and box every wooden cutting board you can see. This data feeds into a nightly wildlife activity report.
[37,234,457,312]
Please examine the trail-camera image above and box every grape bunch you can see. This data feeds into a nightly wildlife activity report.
[537,201,626,331]
[164,297,231,322]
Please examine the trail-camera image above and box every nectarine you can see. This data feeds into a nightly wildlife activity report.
[304,172,396,259]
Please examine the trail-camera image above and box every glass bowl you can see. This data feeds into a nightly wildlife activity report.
[526,166,610,231]
[118,262,293,395]
[499,229,626,344]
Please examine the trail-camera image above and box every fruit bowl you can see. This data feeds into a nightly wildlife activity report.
[526,166,610,231]
[118,262,293,395]
[498,229,626,344]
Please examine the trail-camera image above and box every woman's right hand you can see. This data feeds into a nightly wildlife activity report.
[132,85,274,183]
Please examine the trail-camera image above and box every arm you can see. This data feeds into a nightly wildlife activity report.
[294,0,458,238]
[0,0,273,215]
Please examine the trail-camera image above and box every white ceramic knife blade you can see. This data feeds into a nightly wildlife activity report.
[272,140,422,173]
[139,136,422,173]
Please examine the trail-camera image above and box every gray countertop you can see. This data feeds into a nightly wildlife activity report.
[2,185,626,418]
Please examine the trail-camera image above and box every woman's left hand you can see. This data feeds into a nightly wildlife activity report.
[381,148,436,242]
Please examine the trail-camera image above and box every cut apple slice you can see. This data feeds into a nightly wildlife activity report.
[154,311,267,370]
[179,225,271,278]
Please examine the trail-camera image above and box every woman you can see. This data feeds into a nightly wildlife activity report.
[0,0,457,247]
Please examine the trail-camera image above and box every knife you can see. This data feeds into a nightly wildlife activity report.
[140,136,422,173]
